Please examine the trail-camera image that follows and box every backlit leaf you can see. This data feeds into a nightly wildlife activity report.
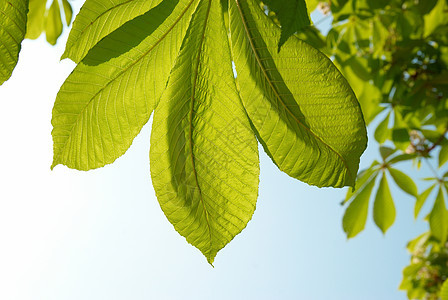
[441,278,448,300]
[343,175,376,238]
[150,0,259,264]
[343,161,379,204]
[379,146,396,161]
[387,153,417,164]
[45,0,63,45]
[374,112,390,143]
[388,167,418,197]
[439,143,448,167]
[415,184,436,219]
[229,0,367,188]
[51,0,199,170]
[429,187,448,244]
[25,0,45,39]
[0,0,28,85]
[373,174,395,234]
[62,0,72,26]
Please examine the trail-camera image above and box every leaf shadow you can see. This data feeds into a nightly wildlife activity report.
[82,0,179,66]
[238,3,311,136]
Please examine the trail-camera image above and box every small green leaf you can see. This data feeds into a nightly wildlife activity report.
[25,0,46,39]
[387,153,417,164]
[374,113,390,143]
[379,146,397,161]
[62,0,73,26]
[373,173,396,234]
[343,176,377,238]
[439,143,448,167]
[414,184,436,219]
[0,0,29,85]
[262,0,311,51]
[429,187,448,244]
[343,161,379,204]
[441,278,448,300]
[388,167,418,197]
[422,177,437,181]
[45,0,63,45]
[406,231,430,253]
[392,128,410,151]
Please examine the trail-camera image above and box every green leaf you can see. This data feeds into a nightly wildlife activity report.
[343,161,379,204]
[373,174,396,234]
[62,0,73,26]
[424,0,448,37]
[51,0,199,170]
[62,0,165,62]
[229,0,367,188]
[439,143,448,167]
[45,0,63,45]
[374,112,390,143]
[262,0,311,51]
[429,187,448,244]
[305,0,319,12]
[391,128,410,151]
[441,278,448,300]
[415,184,436,219]
[0,0,29,85]
[25,0,46,39]
[388,167,418,197]
[342,175,376,238]
[150,0,259,264]
[387,153,417,164]
[334,56,383,124]
[406,231,430,253]
[379,146,397,161]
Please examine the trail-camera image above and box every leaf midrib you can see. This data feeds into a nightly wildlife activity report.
[188,0,214,258]
[234,0,352,184]
[53,0,196,167]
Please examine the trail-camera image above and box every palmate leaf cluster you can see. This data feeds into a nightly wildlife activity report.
[47,0,367,263]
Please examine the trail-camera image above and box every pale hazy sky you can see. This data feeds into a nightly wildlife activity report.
[0,3,432,300]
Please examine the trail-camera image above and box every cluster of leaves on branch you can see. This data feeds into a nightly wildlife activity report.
[400,231,448,300]
[297,0,448,298]
[304,0,448,243]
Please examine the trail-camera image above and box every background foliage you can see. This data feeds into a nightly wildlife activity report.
[292,0,448,299]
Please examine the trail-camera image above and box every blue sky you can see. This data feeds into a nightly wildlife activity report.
[0,3,434,300]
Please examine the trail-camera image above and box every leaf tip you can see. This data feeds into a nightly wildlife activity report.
[60,51,69,61]
[207,256,215,267]
[50,161,58,170]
